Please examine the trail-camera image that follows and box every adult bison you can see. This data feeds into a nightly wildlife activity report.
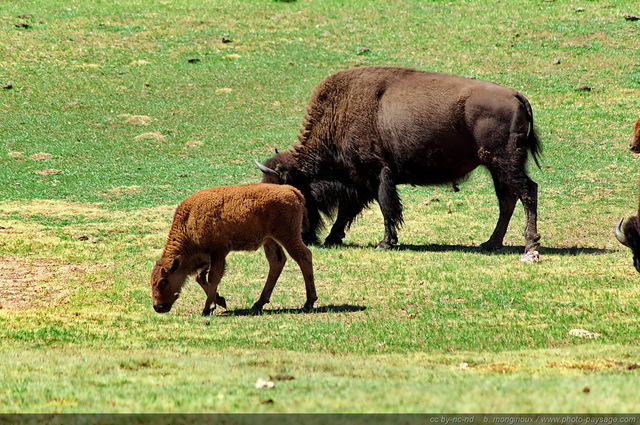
[615,215,640,273]
[615,118,640,272]
[257,66,542,257]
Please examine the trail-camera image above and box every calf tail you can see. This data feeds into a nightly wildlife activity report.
[289,186,311,234]
[516,92,542,169]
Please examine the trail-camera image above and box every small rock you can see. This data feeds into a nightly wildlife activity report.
[520,250,540,263]
[187,57,201,63]
[568,328,601,339]
[582,386,590,393]
[255,377,275,389]
[574,85,592,92]
[2,83,12,90]
[623,14,640,21]
[221,37,232,43]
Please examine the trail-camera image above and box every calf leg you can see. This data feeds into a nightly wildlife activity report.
[376,166,403,249]
[196,268,226,310]
[279,238,317,312]
[252,238,287,313]
[201,255,227,317]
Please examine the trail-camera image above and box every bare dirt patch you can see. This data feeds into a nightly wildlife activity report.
[0,257,88,311]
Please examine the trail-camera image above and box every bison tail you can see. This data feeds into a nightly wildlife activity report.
[516,93,542,169]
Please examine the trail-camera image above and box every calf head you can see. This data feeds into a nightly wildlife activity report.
[630,118,640,153]
[615,217,640,272]
[150,256,185,313]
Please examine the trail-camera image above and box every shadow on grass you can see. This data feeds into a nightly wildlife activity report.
[221,304,367,317]
[395,244,616,256]
[336,242,616,256]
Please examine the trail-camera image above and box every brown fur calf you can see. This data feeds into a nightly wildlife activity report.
[150,183,317,316]
[630,118,640,153]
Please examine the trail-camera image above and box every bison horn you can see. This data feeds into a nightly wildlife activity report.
[615,217,630,247]
[254,159,280,178]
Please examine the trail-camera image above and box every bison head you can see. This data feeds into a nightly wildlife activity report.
[615,217,640,272]
[150,256,186,313]
[255,150,306,187]
[630,118,640,153]
[255,152,323,245]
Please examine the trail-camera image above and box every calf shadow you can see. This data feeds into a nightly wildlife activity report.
[221,304,366,317]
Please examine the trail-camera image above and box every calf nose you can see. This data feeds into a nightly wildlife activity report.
[153,303,172,313]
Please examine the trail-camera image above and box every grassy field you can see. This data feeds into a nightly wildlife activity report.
[1,0,640,414]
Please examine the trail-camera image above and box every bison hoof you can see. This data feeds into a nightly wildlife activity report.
[324,236,344,247]
[216,294,227,309]
[302,234,321,246]
[302,301,316,313]
[201,307,212,317]
[251,302,265,315]
[480,240,503,251]
[376,241,394,250]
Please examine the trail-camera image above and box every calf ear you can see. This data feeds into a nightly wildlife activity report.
[169,256,181,273]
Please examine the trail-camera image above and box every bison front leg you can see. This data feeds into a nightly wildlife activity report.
[252,239,287,314]
[201,256,227,317]
[325,201,365,246]
[376,167,403,249]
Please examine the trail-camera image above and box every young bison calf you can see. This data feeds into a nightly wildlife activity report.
[150,183,317,316]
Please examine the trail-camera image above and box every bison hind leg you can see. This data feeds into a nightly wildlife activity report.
[376,167,403,249]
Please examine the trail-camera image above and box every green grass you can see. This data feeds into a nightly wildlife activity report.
[2,0,640,414]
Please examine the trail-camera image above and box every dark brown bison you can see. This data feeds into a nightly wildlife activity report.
[616,120,640,271]
[257,66,541,257]
[615,214,640,272]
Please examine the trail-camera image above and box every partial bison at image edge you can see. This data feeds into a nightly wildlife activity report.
[150,183,317,316]
[257,66,542,261]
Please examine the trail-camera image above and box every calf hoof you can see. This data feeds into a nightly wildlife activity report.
[216,293,227,309]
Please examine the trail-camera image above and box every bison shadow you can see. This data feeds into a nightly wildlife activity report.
[221,304,366,317]
[394,243,615,256]
[336,242,614,256]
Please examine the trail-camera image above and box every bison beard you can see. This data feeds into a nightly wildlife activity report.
[257,66,542,256]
